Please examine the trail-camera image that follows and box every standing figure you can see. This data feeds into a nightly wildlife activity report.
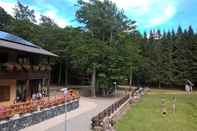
[185,84,190,95]
[63,88,68,97]
[187,80,194,93]
[32,93,36,100]
[185,80,194,95]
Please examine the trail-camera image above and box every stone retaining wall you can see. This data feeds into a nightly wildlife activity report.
[0,100,79,131]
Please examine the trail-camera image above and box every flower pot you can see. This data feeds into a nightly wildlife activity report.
[15,64,22,71]
[40,65,46,71]
[4,63,15,72]
[33,65,39,71]
[23,64,31,71]
[46,65,52,71]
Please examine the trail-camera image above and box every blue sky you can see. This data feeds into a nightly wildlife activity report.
[1,0,197,32]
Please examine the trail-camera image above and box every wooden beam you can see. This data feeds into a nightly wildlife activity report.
[0,72,50,80]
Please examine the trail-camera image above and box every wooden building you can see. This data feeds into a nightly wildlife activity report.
[0,31,57,106]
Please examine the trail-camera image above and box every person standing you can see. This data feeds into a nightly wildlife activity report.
[187,80,194,93]
[185,80,194,95]
[64,88,68,97]
[185,83,190,95]
[32,93,36,100]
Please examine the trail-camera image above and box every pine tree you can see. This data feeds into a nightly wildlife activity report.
[187,26,197,84]
[160,31,173,86]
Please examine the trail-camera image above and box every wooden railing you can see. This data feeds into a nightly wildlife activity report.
[91,94,130,128]
[0,72,50,80]
[0,90,80,120]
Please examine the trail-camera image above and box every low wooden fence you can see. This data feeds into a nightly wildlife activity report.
[0,90,80,120]
[91,94,130,128]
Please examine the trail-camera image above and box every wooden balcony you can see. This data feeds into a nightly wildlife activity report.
[0,90,80,120]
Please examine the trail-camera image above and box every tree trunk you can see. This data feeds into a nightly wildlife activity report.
[47,79,50,98]
[58,63,62,86]
[159,81,161,88]
[65,65,68,86]
[91,65,96,97]
[25,80,30,100]
[110,30,113,43]
[102,32,105,41]
[129,67,132,89]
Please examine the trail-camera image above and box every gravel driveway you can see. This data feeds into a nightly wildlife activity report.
[22,97,119,131]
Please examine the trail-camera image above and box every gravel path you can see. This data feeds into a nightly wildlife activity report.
[22,97,119,131]
[47,97,119,131]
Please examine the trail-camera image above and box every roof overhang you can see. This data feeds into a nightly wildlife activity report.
[0,40,58,57]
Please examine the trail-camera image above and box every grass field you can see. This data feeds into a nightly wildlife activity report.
[115,89,197,131]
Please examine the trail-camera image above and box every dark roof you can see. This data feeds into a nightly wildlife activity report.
[0,31,57,57]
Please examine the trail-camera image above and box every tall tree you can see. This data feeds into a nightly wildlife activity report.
[14,1,36,23]
[40,15,57,27]
[76,0,136,42]
[0,7,14,31]
[75,0,137,96]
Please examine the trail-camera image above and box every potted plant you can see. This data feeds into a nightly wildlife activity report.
[46,65,52,71]
[3,63,15,72]
[23,64,31,71]
[32,65,39,72]
[15,64,22,71]
[40,65,46,71]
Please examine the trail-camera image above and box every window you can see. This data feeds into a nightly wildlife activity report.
[0,86,10,102]
[17,54,29,64]
[16,80,27,102]
[30,56,40,65]
[0,53,8,63]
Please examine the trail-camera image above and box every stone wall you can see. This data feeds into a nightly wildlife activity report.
[0,100,79,131]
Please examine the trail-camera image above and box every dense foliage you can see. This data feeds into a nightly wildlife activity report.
[0,0,196,94]
[140,27,197,87]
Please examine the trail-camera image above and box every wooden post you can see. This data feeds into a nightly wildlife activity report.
[47,78,50,97]
[47,56,51,98]
[58,63,62,86]
[65,63,68,86]
[26,80,30,100]
[91,65,96,97]
[129,66,133,96]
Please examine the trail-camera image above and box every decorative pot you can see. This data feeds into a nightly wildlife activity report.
[4,63,15,72]
[40,65,46,71]
[15,64,22,71]
[33,65,39,71]
[23,64,31,71]
[46,65,52,71]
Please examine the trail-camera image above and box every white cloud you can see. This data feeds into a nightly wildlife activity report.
[45,10,69,28]
[0,0,177,29]
[0,1,16,16]
[85,0,156,15]
[147,4,176,27]
[0,0,69,28]
[77,0,177,29]
[82,0,177,27]
[112,0,151,12]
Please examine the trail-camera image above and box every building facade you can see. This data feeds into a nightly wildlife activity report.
[0,31,57,106]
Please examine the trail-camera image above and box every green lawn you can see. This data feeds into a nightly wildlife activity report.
[115,89,197,131]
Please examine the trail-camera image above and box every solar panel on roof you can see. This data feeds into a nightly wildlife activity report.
[0,31,58,57]
[0,31,40,48]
